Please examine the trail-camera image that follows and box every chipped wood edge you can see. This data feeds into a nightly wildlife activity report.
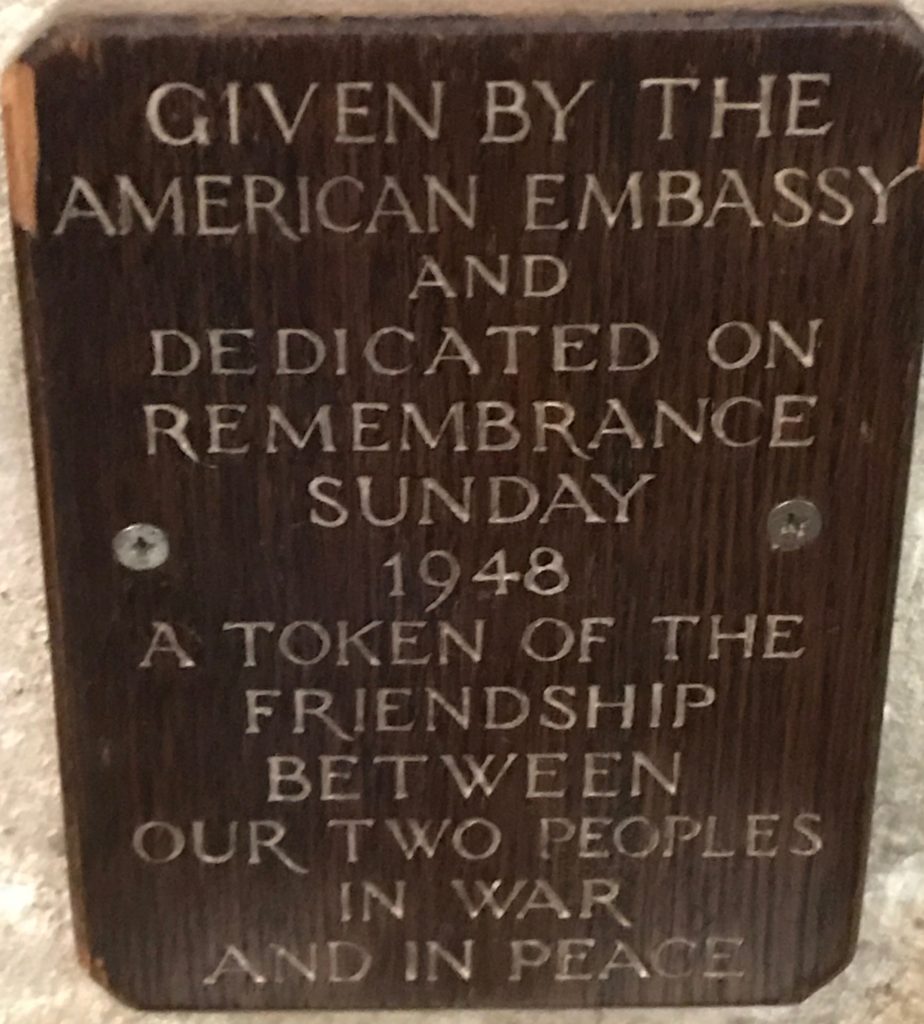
[2,62,37,236]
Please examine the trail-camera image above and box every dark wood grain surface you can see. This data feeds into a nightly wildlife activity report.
[5,5,924,1010]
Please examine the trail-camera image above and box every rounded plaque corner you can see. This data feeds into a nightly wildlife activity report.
[79,957,154,1013]
[5,14,111,83]
[73,939,151,1012]
[3,15,111,240]
[870,5,924,72]
[792,939,861,1004]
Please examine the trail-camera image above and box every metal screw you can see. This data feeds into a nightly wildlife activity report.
[767,499,822,551]
[113,523,169,571]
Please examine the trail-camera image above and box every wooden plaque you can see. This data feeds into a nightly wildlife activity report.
[5,4,924,1010]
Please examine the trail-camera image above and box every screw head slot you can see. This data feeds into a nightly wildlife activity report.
[767,499,822,552]
[113,523,169,571]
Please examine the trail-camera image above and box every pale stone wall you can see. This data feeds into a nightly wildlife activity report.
[0,4,922,1022]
